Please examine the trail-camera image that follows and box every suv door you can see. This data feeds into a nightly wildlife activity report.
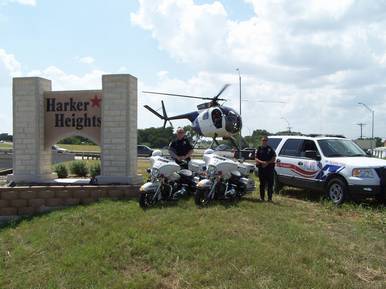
[276,139,322,189]
[276,139,303,187]
[296,140,323,190]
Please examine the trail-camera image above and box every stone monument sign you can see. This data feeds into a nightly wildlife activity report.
[45,90,102,146]
[8,74,142,185]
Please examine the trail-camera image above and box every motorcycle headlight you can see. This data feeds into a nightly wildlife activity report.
[207,165,216,176]
[151,168,160,178]
[352,168,374,178]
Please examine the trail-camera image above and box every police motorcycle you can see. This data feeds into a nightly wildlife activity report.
[194,149,255,206]
[139,150,197,208]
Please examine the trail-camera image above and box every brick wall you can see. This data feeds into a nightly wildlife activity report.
[0,185,140,217]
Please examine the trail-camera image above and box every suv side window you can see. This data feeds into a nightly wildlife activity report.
[267,138,282,150]
[279,139,303,157]
[300,140,320,158]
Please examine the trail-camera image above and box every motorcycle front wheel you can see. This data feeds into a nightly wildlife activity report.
[195,188,210,207]
[139,192,155,208]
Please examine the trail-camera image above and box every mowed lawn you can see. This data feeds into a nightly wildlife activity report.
[58,144,100,153]
[0,143,12,150]
[0,143,98,152]
[0,161,385,289]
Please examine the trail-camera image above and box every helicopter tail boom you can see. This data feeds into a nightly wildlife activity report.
[144,101,198,128]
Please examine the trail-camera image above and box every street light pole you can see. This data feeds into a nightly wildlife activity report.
[358,102,375,153]
[236,68,241,157]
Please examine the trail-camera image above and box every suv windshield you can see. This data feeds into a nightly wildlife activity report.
[267,138,282,150]
[318,139,366,157]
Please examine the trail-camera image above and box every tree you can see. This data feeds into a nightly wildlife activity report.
[58,136,96,145]
[244,129,271,147]
[138,127,174,148]
[0,133,12,142]
[375,137,383,147]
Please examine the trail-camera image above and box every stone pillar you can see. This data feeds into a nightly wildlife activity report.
[97,74,142,184]
[8,77,56,184]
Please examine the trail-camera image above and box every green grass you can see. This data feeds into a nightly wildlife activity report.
[58,144,100,153]
[0,163,385,289]
[0,143,12,150]
[0,143,99,153]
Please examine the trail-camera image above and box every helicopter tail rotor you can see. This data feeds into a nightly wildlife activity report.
[144,101,173,128]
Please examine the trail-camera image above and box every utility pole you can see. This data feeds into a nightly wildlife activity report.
[358,102,375,153]
[356,123,366,139]
[236,68,241,157]
[281,117,292,133]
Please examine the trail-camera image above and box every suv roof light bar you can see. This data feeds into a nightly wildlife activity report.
[304,134,346,138]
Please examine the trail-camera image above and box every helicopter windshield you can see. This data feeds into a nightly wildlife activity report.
[221,107,242,133]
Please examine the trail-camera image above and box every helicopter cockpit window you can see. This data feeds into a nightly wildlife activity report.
[221,107,242,133]
[203,111,209,120]
[211,109,222,129]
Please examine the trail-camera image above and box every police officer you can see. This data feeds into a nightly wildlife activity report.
[255,136,276,201]
[169,127,194,169]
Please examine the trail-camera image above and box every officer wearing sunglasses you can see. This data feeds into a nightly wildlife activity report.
[255,136,276,201]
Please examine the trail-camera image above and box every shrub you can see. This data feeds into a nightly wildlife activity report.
[69,160,89,177]
[90,162,101,178]
[54,163,68,178]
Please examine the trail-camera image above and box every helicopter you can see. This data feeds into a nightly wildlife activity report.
[143,84,242,147]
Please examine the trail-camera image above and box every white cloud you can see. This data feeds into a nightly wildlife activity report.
[0,0,36,6]
[0,49,104,133]
[0,48,21,86]
[138,70,381,139]
[79,56,95,64]
[1,0,386,140]
[0,49,21,133]
[131,0,230,66]
[16,0,36,5]
[132,0,386,139]
[26,66,104,90]
[131,1,386,82]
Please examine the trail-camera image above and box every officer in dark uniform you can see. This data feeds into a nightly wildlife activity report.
[169,127,194,169]
[255,136,276,201]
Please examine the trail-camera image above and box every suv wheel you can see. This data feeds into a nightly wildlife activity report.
[327,178,348,205]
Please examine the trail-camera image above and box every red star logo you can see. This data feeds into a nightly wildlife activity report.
[90,95,102,108]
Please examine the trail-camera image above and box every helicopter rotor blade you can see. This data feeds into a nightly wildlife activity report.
[144,105,164,119]
[251,100,287,104]
[214,84,230,100]
[143,91,226,101]
[143,91,227,102]
[241,98,287,104]
[161,101,168,119]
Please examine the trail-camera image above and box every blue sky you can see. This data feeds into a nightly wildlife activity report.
[1,0,386,139]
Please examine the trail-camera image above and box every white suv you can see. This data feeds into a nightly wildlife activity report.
[268,135,386,204]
